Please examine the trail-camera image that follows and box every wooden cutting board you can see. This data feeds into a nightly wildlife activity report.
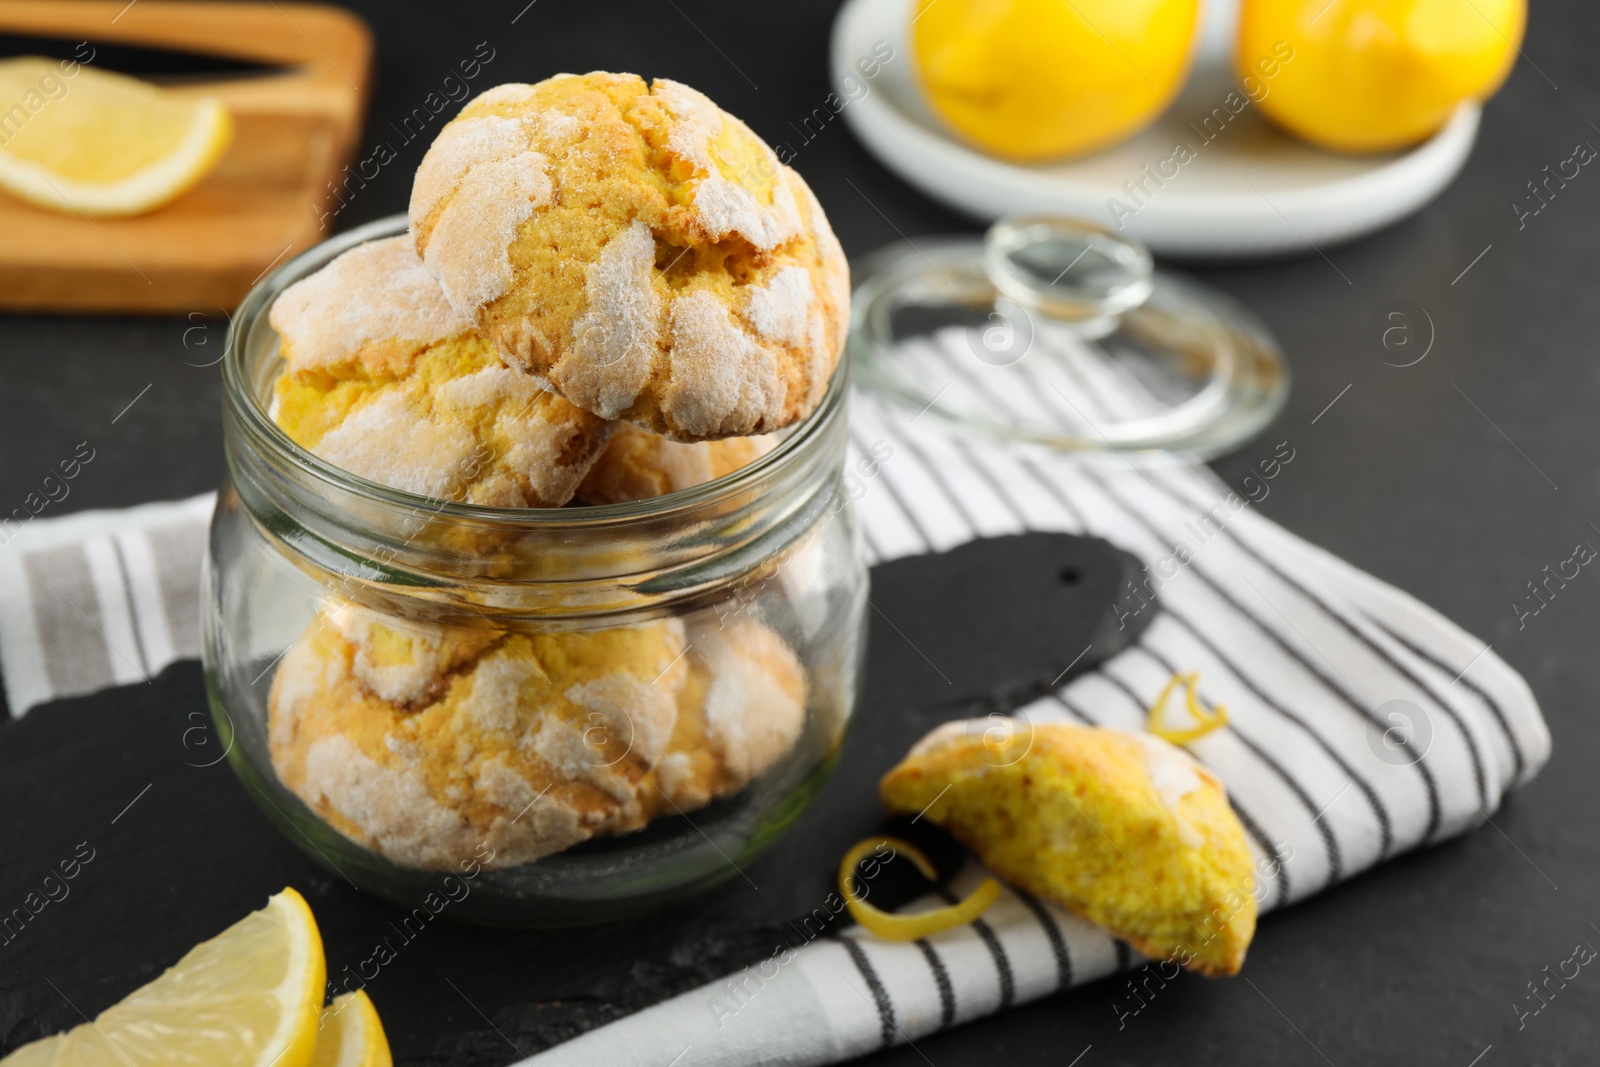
[0,1,371,314]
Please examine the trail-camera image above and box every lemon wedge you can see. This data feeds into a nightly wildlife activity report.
[2,887,326,1067]
[0,1039,60,1066]
[310,990,393,1067]
[0,57,232,216]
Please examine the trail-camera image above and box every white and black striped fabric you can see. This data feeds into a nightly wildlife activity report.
[519,329,1547,1065]
[0,493,213,716]
[0,327,1548,1067]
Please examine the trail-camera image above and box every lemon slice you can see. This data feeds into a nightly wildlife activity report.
[2,887,326,1067]
[310,991,393,1067]
[839,836,1001,942]
[0,1039,60,1066]
[0,57,232,216]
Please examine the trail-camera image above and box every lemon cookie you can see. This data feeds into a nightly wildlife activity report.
[408,72,849,441]
[268,604,807,869]
[654,617,808,810]
[269,235,614,507]
[576,423,777,504]
[880,719,1257,976]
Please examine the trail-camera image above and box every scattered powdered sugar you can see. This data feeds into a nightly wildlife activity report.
[269,237,470,373]
[435,363,586,500]
[423,151,553,315]
[744,266,813,346]
[410,116,531,230]
[384,735,419,760]
[554,220,661,418]
[313,390,478,498]
[498,424,581,504]
[664,290,784,436]
[473,754,540,811]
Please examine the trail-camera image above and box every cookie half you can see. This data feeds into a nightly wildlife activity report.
[269,235,614,507]
[881,720,1258,976]
[409,72,849,441]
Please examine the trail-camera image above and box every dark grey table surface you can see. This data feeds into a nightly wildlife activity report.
[3,1,1598,1063]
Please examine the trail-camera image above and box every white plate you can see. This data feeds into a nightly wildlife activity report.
[829,0,1479,258]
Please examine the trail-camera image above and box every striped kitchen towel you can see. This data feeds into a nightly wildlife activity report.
[0,492,213,715]
[0,325,1549,1065]
[515,334,1548,1063]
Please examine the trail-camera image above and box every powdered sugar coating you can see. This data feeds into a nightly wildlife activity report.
[409,117,530,227]
[266,606,808,871]
[422,152,552,313]
[314,390,479,498]
[745,266,814,346]
[653,78,804,251]
[301,735,475,869]
[408,72,850,441]
[566,673,679,767]
[792,176,850,409]
[269,237,613,508]
[555,220,661,418]
[665,290,785,437]
[269,236,470,374]
[475,753,587,863]
[694,619,806,782]
[1128,731,1213,847]
[333,606,496,708]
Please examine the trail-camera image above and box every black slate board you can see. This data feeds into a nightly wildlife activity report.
[0,532,1150,1064]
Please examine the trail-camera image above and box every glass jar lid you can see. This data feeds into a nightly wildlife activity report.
[848,216,1289,462]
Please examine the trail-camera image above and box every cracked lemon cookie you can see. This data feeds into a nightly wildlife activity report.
[268,604,806,870]
[881,719,1257,976]
[408,72,849,441]
[576,422,777,505]
[269,235,614,507]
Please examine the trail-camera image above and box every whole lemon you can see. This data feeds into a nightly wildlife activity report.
[1236,0,1525,153]
[912,0,1202,162]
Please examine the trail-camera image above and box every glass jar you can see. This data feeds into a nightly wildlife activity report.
[202,216,866,925]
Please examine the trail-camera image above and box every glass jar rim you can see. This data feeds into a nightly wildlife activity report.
[219,214,852,619]
[222,213,849,533]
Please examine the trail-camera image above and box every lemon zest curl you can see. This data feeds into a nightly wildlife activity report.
[838,836,1001,942]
